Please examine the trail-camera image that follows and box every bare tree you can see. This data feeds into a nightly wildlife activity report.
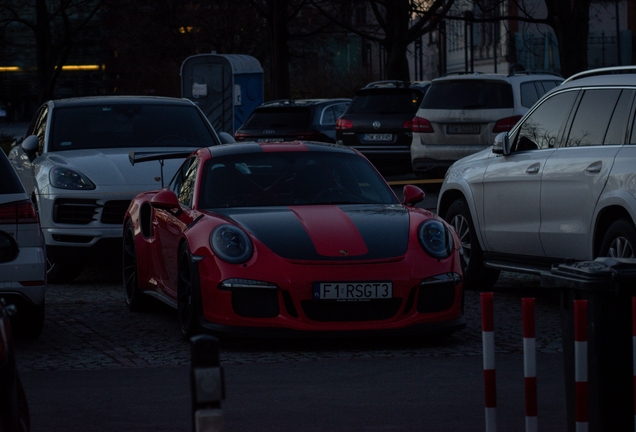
[0,0,104,103]
[311,0,455,81]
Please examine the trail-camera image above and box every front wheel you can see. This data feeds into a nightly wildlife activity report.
[177,242,200,340]
[123,220,149,312]
[599,218,636,258]
[444,198,500,290]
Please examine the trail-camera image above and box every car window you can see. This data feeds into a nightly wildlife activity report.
[520,82,540,108]
[420,80,513,110]
[320,103,349,126]
[565,89,621,147]
[242,107,311,129]
[49,104,216,151]
[603,90,634,145]
[199,152,398,208]
[347,89,423,114]
[28,105,48,154]
[170,157,198,208]
[511,90,578,152]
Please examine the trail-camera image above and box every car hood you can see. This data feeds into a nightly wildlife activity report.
[41,148,197,187]
[451,146,495,167]
[214,204,410,261]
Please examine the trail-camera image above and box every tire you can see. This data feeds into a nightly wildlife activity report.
[599,218,636,258]
[46,256,84,284]
[17,302,44,340]
[444,198,500,290]
[123,220,149,312]
[177,242,200,340]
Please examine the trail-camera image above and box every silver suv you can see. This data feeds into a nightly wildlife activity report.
[437,66,636,289]
[411,72,562,178]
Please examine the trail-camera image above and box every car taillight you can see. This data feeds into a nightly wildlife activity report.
[402,119,413,129]
[411,116,434,133]
[234,132,251,141]
[0,200,39,224]
[336,118,353,130]
[493,115,523,133]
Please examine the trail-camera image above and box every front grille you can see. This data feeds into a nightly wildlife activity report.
[102,200,131,224]
[53,199,98,224]
[232,289,280,318]
[301,298,402,322]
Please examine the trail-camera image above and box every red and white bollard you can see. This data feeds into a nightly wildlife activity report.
[574,299,588,432]
[481,292,497,432]
[522,298,537,432]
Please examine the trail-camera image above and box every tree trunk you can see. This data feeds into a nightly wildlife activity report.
[270,0,291,99]
[35,0,55,102]
[383,0,411,81]
[546,0,591,79]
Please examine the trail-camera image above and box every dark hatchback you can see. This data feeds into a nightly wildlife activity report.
[336,81,430,174]
[234,98,351,143]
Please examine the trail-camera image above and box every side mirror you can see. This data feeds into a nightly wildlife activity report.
[0,231,18,263]
[21,135,38,155]
[402,184,425,206]
[151,190,182,214]
[492,132,507,155]
[218,132,235,144]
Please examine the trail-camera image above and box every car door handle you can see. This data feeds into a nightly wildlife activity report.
[585,161,602,175]
[526,163,540,175]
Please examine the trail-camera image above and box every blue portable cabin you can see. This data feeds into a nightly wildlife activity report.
[180,53,264,135]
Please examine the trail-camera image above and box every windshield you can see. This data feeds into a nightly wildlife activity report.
[421,80,513,110]
[347,89,424,114]
[241,107,312,129]
[50,103,217,151]
[199,151,398,208]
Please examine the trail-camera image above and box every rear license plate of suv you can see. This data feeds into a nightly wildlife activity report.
[363,134,393,142]
[446,125,480,134]
[313,282,393,301]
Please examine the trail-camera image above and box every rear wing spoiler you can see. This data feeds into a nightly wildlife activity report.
[129,150,195,187]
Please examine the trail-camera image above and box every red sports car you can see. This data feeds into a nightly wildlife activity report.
[123,141,465,338]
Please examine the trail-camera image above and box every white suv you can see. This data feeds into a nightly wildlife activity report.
[411,72,563,178]
[437,66,636,289]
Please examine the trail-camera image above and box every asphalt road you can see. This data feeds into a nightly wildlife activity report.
[15,258,569,431]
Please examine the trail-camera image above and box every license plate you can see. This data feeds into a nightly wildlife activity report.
[363,134,393,142]
[446,125,480,134]
[257,138,280,142]
[313,282,393,301]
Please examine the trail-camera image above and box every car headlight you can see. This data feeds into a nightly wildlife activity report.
[418,220,453,259]
[210,224,253,264]
[49,166,96,190]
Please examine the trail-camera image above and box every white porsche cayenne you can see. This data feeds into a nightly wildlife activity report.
[8,96,225,283]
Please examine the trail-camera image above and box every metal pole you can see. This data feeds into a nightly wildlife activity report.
[191,335,225,432]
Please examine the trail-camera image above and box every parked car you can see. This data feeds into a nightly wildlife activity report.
[123,140,464,338]
[411,71,563,178]
[234,98,351,143]
[0,294,30,432]
[8,96,226,283]
[437,65,636,290]
[336,80,430,174]
[0,149,45,339]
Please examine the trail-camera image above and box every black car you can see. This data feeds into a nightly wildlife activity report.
[234,98,351,143]
[336,80,430,174]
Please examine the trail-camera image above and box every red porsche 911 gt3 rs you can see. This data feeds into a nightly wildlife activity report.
[123,141,465,338]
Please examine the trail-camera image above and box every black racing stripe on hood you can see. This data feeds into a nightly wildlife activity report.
[214,205,409,261]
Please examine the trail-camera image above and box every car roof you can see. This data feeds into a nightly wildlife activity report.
[259,98,351,108]
[206,140,359,158]
[48,95,197,108]
[560,66,636,88]
[431,71,562,84]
